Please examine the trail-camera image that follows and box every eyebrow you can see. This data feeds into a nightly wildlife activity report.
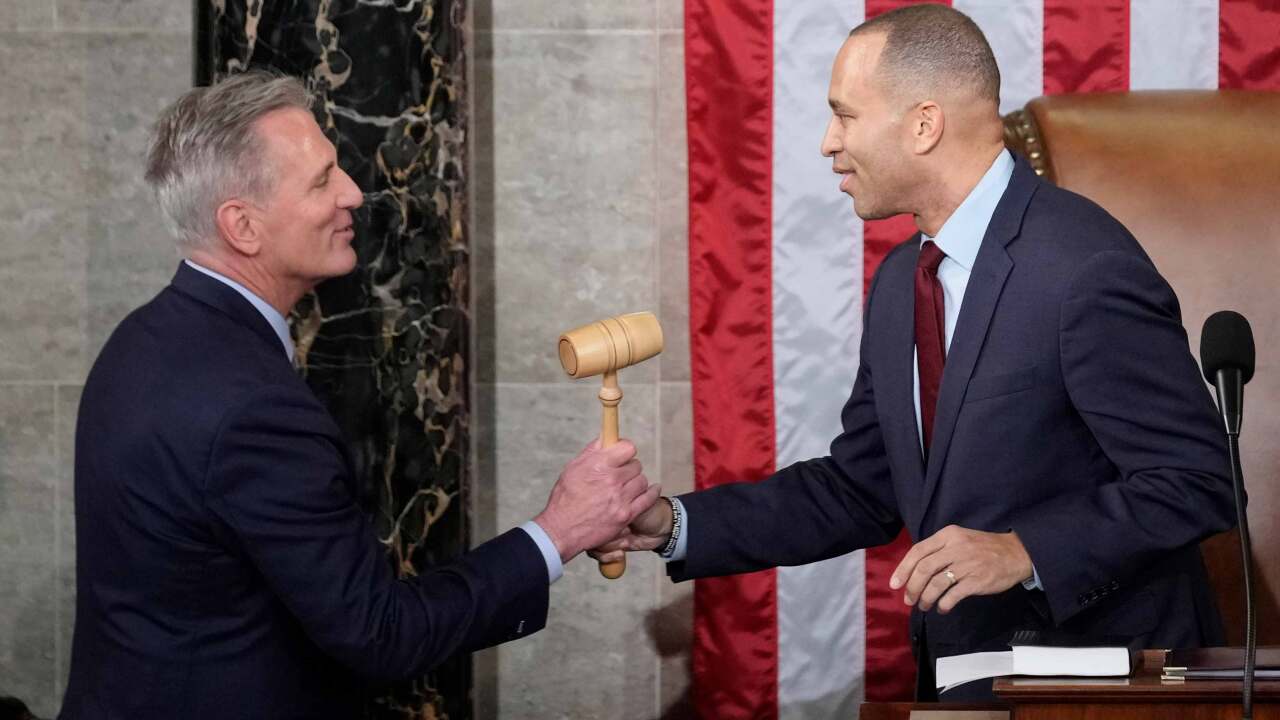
[311,161,335,186]
[828,98,852,113]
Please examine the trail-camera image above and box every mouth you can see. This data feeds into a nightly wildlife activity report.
[835,170,855,193]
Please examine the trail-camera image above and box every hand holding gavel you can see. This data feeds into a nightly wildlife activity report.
[533,438,660,569]
[557,312,664,578]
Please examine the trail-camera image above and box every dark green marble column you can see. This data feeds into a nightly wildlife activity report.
[196,2,472,717]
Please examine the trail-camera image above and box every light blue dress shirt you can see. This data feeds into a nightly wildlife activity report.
[185,259,563,584]
[663,150,1038,589]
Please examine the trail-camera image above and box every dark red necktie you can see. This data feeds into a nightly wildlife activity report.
[915,241,947,454]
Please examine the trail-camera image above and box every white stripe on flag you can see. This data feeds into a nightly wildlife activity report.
[1130,0,1219,90]
[772,2,865,718]
[956,0,1045,114]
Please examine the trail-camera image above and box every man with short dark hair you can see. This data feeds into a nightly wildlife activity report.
[61,72,660,719]
[596,3,1233,702]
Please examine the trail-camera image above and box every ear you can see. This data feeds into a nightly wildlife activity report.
[213,198,263,257]
[909,100,944,154]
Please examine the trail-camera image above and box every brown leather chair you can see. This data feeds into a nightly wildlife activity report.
[1003,90,1280,645]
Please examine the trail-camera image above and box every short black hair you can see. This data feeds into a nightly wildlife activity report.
[850,3,1001,105]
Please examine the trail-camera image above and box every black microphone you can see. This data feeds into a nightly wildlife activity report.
[1200,310,1255,436]
[1199,310,1257,720]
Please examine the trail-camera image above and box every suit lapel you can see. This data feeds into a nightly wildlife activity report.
[914,158,1040,536]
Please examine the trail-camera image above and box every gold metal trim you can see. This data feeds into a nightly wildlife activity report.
[1002,108,1053,183]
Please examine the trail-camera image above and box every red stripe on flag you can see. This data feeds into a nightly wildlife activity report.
[1219,0,1280,89]
[686,0,778,717]
[860,0,948,703]
[1043,0,1131,94]
[861,215,920,297]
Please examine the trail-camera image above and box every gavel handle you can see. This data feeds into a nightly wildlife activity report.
[597,370,625,579]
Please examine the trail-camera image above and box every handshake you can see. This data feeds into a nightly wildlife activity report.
[532,438,673,569]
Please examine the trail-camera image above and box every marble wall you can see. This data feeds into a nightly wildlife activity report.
[471,1,694,717]
[0,2,191,718]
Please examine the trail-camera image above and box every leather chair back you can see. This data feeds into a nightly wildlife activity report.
[1004,90,1280,644]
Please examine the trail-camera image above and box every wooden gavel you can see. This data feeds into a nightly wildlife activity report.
[558,312,664,579]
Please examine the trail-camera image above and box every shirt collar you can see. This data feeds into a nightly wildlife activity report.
[920,148,1015,272]
[183,260,295,362]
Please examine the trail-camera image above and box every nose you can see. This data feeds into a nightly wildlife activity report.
[820,115,841,158]
[337,167,364,210]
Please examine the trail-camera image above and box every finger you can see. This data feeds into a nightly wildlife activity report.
[588,549,626,564]
[582,438,602,453]
[628,482,663,520]
[600,439,637,466]
[890,532,947,589]
[916,568,959,612]
[903,552,950,604]
[590,535,630,554]
[614,468,645,497]
[937,576,976,614]
[613,458,643,482]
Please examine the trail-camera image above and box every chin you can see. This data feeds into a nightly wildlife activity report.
[322,249,359,279]
[853,201,902,223]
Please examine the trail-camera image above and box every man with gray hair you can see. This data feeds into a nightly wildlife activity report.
[596,3,1232,704]
[61,71,659,719]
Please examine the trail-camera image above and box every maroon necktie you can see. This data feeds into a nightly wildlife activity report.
[915,241,947,454]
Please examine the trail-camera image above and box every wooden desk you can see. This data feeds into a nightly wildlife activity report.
[858,703,1007,720]
[994,650,1280,719]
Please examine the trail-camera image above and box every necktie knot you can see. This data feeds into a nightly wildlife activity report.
[918,240,946,273]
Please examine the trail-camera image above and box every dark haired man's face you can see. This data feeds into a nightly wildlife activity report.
[821,33,915,220]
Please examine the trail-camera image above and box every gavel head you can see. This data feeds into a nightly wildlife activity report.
[559,312,664,378]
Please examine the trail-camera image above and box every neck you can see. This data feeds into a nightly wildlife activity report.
[913,140,1005,237]
[186,249,304,316]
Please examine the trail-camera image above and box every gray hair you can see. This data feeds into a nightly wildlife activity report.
[144,71,311,250]
[850,4,1001,107]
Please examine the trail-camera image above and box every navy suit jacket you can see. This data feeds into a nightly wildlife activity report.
[671,158,1234,670]
[61,264,548,719]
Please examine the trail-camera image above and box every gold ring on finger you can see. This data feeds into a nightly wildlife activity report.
[944,569,957,586]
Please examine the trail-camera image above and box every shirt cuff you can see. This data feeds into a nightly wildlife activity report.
[520,520,564,584]
[1021,563,1042,591]
[658,497,689,562]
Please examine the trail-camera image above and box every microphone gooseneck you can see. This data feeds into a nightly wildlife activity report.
[1199,310,1257,720]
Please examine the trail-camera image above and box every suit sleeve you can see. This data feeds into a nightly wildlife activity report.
[1011,250,1235,625]
[203,385,549,682]
[669,269,902,581]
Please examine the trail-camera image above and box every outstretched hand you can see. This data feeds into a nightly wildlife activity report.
[534,439,661,564]
[890,525,1034,614]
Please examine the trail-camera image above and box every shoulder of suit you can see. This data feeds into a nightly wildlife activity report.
[103,286,311,410]
[1021,181,1143,257]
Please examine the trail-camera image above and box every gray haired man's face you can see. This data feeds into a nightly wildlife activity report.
[250,107,365,286]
